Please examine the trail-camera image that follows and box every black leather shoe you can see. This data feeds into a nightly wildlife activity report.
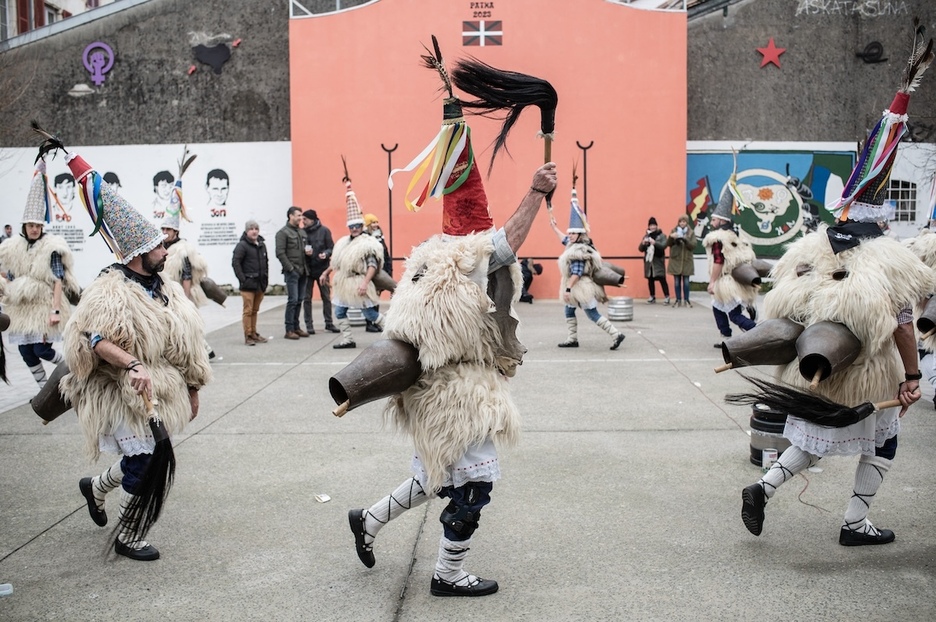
[365,323,382,333]
[430,576,499,597]
[79,478,107,527]
[610,334,625,350]
[839,527,895,546]
[325,324,340,333]
[741,483,766,536]
[114,539,160,561]
[557,341,578,348]
[348,509,375,568]
[333,342,356,349]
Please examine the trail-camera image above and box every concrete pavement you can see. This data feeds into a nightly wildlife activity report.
[1,295,934,621]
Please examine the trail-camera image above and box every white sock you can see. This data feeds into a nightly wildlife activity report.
[759,446,817,498]
[843,456,891,534]
[433,536,481,587]
[92,460,123,510]
[362,478,429,548]
[28,363,47,386]
[116,491,149,550]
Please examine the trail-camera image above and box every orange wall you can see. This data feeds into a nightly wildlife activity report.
[290,0,686,300]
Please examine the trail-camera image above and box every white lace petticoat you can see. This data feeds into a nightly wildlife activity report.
[784,407,900,457]
[412,437,501,490]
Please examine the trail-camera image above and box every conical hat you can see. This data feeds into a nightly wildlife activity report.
[22,160,51,225]
[440,99,493,236]
[66,152,164,264]
[832,24,934,223]
[345,181,364,227]
[711,186,734,222]
[566,188,587,234]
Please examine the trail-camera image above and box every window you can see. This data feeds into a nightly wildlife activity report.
[45,4,56,25]
[85,0,99,7]
[888,179,917,223]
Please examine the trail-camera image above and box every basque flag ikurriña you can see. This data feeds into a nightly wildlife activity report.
[462,21,503,46]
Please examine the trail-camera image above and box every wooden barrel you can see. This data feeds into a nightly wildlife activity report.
[749,403,791,466]
[607,297,633,322]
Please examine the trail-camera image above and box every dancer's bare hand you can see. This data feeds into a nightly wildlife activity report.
[128,366,152,399]
[531,162,558,194]
[896,379,920,417]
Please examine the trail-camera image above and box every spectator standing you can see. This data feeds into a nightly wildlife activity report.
[275,207,311,340]
[638,217,669,304]
[666,214,696,308]
[363,213,393,332]
[232,220,269,345]
[301,209,339,334]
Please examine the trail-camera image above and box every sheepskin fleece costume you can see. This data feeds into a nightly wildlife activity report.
[164,239,208,307]
[763,226,934,455]
[60,269,212,461]
[557,242,607,305]
[0,234,79,343]
[331,233,385,307]
[383,232,522,493]
[703,228,759,306]
[902,229,936,352]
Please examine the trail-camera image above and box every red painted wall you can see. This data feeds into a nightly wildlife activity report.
[290,0,686,299]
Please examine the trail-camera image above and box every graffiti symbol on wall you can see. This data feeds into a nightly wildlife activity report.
[795,1,910,18]
[83,42,115,87]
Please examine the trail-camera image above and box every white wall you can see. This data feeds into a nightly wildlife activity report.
[0,141,292,289]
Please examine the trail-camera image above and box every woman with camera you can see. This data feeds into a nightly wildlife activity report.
[638,217,669,304]
[666,214,696,307]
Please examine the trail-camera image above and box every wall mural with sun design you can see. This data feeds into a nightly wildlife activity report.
[686,150,857,257]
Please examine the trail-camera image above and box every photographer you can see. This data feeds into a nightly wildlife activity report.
[638,217,669,304]
[666,215,696,307]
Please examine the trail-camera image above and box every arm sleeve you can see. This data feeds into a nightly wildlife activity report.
[50,252,65,280]
[488,228,518,274]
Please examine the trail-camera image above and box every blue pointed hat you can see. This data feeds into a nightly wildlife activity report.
[567,189,588,234]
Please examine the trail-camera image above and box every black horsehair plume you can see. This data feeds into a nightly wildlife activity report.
[31,120,66,164]
[901,18,934,94]
[341,154,351,184]
[725,374,880,428]
[572,160,579,190]
[450,57,558,173]
[109,413,175,549]
[421,35,453,99]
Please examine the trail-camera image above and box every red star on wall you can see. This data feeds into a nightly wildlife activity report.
[757,38,786,68]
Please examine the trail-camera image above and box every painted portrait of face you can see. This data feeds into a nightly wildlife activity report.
[206,169,230,207]
[54,173,76,206]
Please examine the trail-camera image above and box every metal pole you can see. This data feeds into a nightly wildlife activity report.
[576,140,594,214]
[381,143,398,260]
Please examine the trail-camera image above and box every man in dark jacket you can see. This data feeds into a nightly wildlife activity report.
[275,207,311,340]
[302,209,339,334]
[232,220,269,345]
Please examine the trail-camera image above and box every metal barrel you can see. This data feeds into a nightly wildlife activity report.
[607,297,633,321]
